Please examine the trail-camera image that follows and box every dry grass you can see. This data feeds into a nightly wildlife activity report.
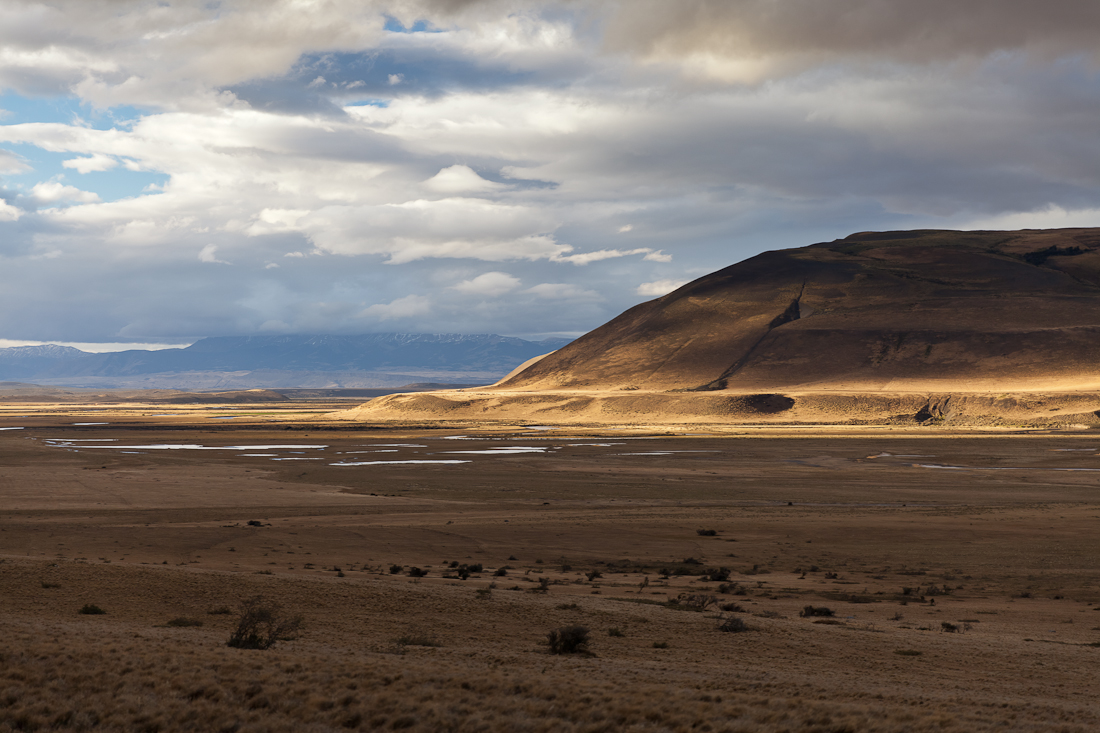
[2,414,1100,731]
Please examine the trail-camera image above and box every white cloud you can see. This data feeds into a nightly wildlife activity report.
[423,165,504,194]
[31,181,100,204]
[956,204,1100,231]
[198,244,230,264]
[246,208,310,236]
[62,153,117,174]
[551,247,667,265]
[636,279,689,297]
[525,283,602,300]
[0,200,21,221]
[361,293,432,320]
[617,224,633,233]
[451,271,521,296]
[388,73,404,85]
[305,198,571,263]
[0,148,29,174]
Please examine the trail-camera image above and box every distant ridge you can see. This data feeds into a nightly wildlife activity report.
[0,334,571,388]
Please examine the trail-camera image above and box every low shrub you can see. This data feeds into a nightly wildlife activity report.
[78,604,106,615]
[720,602,745,613]
[407,567,427,578]
[493,567,508,577]
[696,529,718,536]
[704,567,730,582]
[608,627,625,637]
[585,570,602,581]
[547,625,589,654]
[652,641,669,649]
[226,596,302,650]
[389,564,403,574]
[716,615,748,633]
[677,593,717,611]
[800,605,835,618]
[941,622,959,633]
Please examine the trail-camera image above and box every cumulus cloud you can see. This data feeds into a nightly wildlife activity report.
[31,181,99,204]
[198,244,231,264]
[636,279,689,297]
[423,165,504,194]
[62,153,117,174]
[2,0,1100,343]
[451,271,521,296]
[0,200,22,221]
[361,293,432,320]
[525,283,602,300]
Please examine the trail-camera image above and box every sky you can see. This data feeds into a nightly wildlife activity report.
[4,1,1100,349]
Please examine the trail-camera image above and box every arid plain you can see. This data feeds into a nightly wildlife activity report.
[2,395,1099,732]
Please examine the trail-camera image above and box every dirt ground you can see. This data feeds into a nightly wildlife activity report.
[2,401,1099,731]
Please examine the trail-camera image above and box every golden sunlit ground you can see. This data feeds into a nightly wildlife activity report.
[2,399,1099,731]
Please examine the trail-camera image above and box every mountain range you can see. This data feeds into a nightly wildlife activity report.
[0,334,571,389]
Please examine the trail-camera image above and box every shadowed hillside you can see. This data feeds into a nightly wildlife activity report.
[343,229,1100,426]
[496,228,1100,393]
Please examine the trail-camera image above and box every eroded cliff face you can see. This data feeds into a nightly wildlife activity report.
[492,228,1100,394]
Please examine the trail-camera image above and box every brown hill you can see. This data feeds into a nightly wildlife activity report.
[341,228,1100,426]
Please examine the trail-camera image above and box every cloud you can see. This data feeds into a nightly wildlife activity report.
[636,278,688,297]
[4,1,1100,345]
[305,197,571,263]
[551,247,669,265]
[62,154,117,174]
[602,0,1100,81]
[361,293,432,320]
[423,164,504,194]
[451,271,521,296]
[31,181,100,204]
[0,148,29,174]
[957,204,1100,231]
[525,282,602,300]
[0,200,22,221]
[198,244,231,264]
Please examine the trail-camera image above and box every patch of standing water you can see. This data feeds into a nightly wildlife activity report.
[46,443,328,451]
[331,460,471,466]
[0,427,25,430]
[367,444,427,448]
[72,422,109,426]
[915,463,1100,472]
[443,446,550,455]
[340,450,400,454]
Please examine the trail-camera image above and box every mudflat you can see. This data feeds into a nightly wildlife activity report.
[2,401,1099,732]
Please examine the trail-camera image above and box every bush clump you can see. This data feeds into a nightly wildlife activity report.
[226,596,302,650]
[716,614,748,633]
[547,625,590,655]
[78,604,106,615]
[799,605,835,618]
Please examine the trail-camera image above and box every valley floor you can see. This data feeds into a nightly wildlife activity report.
[1,402,1098,731]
